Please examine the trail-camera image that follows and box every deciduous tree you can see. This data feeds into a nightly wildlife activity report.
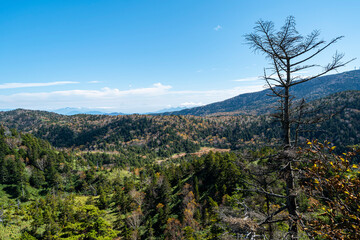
[302,141,360,239]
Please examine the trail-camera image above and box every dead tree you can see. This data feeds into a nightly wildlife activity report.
[245,16,353,239]
[245,16,352,146]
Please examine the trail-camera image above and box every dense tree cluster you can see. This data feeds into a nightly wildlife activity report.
[0,126,359,239]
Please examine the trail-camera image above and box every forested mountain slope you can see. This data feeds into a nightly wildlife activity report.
[164,70,360,116]
[296,90,360,150]
[0,109,275,154]
[1,90,360,156]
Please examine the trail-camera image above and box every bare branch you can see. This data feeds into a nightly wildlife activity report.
[290,55,355,87]
[291,36,344,67]
[290,64,319,74]
[259,205,288,225]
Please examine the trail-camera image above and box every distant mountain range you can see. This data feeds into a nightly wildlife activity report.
[51,107,126,116]
[146,106,189,114]
[20,106,189,116]
[163,70,360,116]
[52,106,196,115]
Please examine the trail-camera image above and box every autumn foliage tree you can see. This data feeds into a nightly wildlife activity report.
[302,141,360,239]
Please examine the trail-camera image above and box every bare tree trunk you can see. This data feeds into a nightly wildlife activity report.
[266,187,274,240]
[283,87,290,146]
[286,161,298,239]
[284,59,291,146]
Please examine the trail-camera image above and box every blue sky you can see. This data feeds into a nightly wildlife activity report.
[0,0,359,113]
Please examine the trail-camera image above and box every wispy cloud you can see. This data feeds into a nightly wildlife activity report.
[0,81,79,89]
[214,25,222,31]
[233,77,262,82]
[180,102,204,108]
[0,83,264,113]
[88,81,101,84]
[12,83,171,99]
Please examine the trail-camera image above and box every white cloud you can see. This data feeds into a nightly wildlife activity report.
[233,77,262,82]
[88,81,101,84]
[0,83,264,113]
[180,102,204,108]
[0,81,79,89]
[214,25,222,31]
[9,83,171,99]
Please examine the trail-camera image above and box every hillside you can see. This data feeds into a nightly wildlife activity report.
[164,70,360,116]
[1,90,360,155]
[0,109,275,155]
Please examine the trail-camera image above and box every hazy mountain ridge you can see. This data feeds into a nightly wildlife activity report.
[0,90,360,154]
[163,70,360,116]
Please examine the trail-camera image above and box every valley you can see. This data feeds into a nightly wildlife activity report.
[0,72,360,239]
[1,2,360,239]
